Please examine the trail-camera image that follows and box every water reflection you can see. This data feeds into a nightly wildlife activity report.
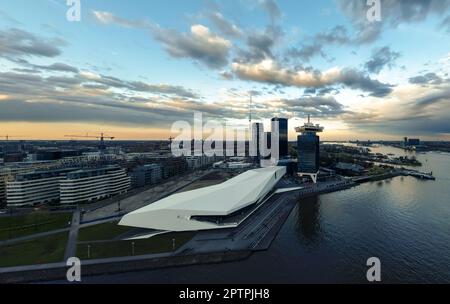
[296,196,321,242]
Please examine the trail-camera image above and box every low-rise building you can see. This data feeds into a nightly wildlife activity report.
[186,155,216,170]
[335,162,365,175]
[130,164,162,188]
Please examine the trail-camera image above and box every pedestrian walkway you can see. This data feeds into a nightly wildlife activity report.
[64,209,80,260]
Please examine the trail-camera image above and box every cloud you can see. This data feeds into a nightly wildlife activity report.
[0,28,65,59]
[219,70,234,80]
[287,25,351,62]
[231,59,393,96]
[337,0,450,42]
[261,0,282,23]
[279,96,346,117]
[235,25,283,64]
[151,24,232,69]
[92,10,232,69]
[35,63,79,73]
[364,46,401,74]
[343,80,450,136]
[409,72,445,85]
[0,79,236,129]
[92,10,149,28]
[127,83,199,98]
[413,88,450,108]
[0,67,201,101]
[0,10,21,25]
[439,15,450,33]
[207,12,243,38]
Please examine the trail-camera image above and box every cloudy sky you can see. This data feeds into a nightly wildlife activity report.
[0,0,449,140]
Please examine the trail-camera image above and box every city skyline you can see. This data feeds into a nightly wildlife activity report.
[0,0,449,141]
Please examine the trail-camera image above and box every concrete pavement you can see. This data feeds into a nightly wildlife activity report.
[64,209,81,260]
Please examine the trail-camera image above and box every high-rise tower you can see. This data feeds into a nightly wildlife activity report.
[271,117,288,159]
[295,115,324,183]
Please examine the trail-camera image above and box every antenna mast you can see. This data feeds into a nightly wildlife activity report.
[249,91,252,124]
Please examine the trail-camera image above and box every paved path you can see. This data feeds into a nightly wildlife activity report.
[0,227,70,247]
[64,209,81,260]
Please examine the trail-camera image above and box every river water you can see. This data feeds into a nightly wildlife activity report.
[84,146,450,283]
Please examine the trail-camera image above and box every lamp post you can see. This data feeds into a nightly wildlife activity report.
[8,207,12,240]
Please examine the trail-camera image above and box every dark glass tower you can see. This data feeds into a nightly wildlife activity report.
[297,133,320,173]
[271,117,288,158]
[295,115,323,182]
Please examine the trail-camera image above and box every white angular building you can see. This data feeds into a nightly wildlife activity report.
[119,166,286,232]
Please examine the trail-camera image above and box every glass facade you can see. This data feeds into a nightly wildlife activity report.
[271,118,288,158]
[297,133,320,173]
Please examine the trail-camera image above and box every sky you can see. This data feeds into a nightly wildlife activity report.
[0,0,449,141]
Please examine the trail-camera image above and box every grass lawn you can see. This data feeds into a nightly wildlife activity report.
[0,212,72,241]
[76,231,195,260]
[0,232,68,267]
[368,165,390,175]
[77,221,134,242]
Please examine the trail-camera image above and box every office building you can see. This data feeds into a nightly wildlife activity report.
[408,138,420,146]
[60,166,130,205]
[251,122,263,161]
[295,115,324,183]
[160,158,188,179]
[271,117,288,158]
[130,164,162,188]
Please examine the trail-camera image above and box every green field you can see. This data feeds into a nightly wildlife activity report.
[77,221,134,242]
[368,165,390,175]
[76,231,195,260]
[0,212,72,241]
[0,232,68,267]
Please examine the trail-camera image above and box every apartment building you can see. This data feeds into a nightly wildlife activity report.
[60,166,130,205]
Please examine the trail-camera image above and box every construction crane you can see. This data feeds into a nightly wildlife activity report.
[166,136,175,155]
[0,135,25,141]
[0,135,26,155]
[64,133,115,151]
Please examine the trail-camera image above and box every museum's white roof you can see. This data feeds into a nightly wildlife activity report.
[128,166,285,216]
